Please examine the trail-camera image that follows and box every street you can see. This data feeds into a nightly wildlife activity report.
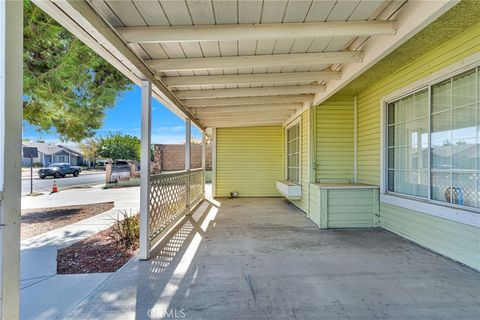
[22,172,105,194]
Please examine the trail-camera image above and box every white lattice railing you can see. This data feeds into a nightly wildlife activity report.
[149,168,205,243]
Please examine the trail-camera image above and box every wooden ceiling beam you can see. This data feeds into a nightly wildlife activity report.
[174,85,324,99]
[148,51,362,72]
[164,71,340,87]
[117,21,396,43]
[183,95,312,107]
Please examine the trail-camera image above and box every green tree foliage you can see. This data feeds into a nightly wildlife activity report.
[98,133,140,162]
[23,1,132,141]
[79,137,100,166]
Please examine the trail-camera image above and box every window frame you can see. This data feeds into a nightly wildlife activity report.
[380,54,480,224]
[285,118,301,184]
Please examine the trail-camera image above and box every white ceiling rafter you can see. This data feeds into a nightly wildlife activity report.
[183,95,313,108]
[191,104,300,115]
[174,85,325,99]
[117,21,396,43]
[147,51,363,72]
[163,71,340,87]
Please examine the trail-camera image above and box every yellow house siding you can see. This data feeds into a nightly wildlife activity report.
[348,22,480,270]
[357,22,480,185]
[290,110,310,213]
[381,203,480,270]
[315,96,354,183]
[215,126,283,197]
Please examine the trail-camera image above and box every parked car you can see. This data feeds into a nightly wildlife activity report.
[38,163,82,179]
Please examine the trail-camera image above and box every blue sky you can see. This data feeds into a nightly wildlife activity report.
[23,85,202,145]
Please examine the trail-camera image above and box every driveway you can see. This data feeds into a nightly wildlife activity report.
[22,172,105,194]
[67,198,480,319]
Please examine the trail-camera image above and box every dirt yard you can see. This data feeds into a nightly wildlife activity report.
[21,202,114,240]
[57,222,139,274]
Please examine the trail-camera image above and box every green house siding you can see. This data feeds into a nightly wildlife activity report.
[381,203,480,270]
[315,97,354,183]
[346,22,480,269]
[215,126,283,197]
[357,22,480,186]
[290,110,310,213]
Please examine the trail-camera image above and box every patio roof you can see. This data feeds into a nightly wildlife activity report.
[32,0,457,129]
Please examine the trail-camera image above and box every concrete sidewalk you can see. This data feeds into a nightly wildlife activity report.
[20,185,139,320]
[21,184,139,210]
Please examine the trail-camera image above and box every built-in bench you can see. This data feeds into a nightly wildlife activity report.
[309,183,379,229]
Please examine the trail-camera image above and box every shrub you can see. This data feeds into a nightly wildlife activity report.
[109,210,139,249]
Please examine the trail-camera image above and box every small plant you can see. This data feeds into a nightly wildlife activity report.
[108,210,139,249]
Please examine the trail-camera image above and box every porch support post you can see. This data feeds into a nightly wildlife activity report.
[0,0,23,318]
[185,119,191,210]
[201,131,206,196]
[139,80,152,260]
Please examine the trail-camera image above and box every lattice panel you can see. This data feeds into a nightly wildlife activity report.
[189,169,204,206]
[149,172,188,240]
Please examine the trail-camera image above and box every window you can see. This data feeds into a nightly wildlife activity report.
[386,67,479,211]
[287,123,300,183]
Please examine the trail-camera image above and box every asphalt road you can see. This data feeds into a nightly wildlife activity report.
[22,172,105,194]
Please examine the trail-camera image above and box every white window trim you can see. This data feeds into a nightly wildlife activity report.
[379,52,480,227]
[285,117,301,184]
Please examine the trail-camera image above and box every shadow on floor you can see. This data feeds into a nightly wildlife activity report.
[66,198,480,320]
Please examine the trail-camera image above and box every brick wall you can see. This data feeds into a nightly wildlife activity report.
[153,144,212,173]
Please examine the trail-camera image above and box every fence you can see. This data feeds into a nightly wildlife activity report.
[148,168,205,245]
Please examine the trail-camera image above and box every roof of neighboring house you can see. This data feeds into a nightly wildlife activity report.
[22,141,62,155]
[57,144,82,156]
[22,141,82,157]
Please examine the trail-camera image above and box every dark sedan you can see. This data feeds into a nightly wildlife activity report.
[38,163,81,179]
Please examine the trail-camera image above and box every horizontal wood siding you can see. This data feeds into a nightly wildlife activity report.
[216,126,283,197]
[315,97,354,183]
[291,110,310,213]
[357,22,480,185]
[381,203,480,270]
[352,22,480,269]
[327,189,374,228]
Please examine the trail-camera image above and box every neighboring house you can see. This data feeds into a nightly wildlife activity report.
[21,141,83,167]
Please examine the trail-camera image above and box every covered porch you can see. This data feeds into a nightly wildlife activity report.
[66,197,480,319]
[1,1,480,319]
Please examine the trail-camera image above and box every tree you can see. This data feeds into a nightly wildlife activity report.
[79,137,100,166]
[23,1,132,142]
[98,133,140,162]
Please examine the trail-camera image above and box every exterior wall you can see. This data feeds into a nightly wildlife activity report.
[315,97,354,183]
[215,126,283,197]
[289,110,310,213]
[357,22,480,185]
[381,203,479,270]
[352,22,480,269]
[153,144,212,173]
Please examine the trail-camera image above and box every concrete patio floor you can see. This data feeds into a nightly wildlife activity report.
[67,198,480,319]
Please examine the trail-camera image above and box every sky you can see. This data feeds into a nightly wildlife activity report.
[22,85,202,145]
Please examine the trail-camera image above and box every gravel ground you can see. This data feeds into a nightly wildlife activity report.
[21,202,114,240]
[57,223,139,274]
